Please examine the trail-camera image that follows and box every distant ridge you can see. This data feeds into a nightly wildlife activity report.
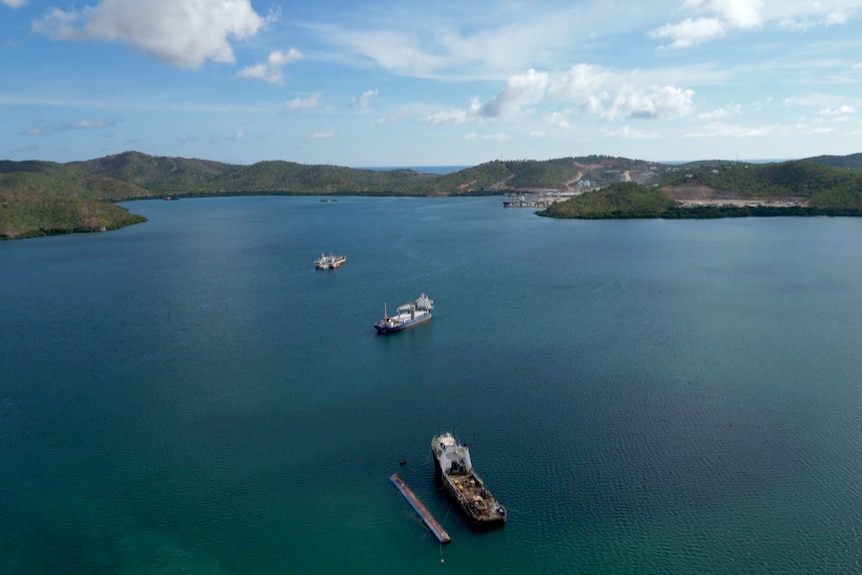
[3,150,862,238]
[801,153,862,169]
[363,165,470,175]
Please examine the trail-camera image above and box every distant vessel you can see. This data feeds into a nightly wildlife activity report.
[374,293,433,334]
[314,253,347,270]
[431,432,507,530]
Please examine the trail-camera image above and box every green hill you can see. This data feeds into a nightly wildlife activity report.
[801,152,862,169]
[540,182,675,218]
[3,151,862,238]
[0,172,146,239]
[541,161,862,219]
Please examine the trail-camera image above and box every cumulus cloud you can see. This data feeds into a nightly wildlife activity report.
[32,0,272,68]
[425,65,694,126]
[604,86,694,120]
[3,0,27,8]
[283,94,321,111]
[649,17,726,48]
[350,89,378,110]
[425,98,484,126]
[650,0,765,47]
[651,0,860,48]
[471,68,549,118]
[238,49,302,83]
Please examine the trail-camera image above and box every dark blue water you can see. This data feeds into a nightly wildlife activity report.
[3,196,862,574]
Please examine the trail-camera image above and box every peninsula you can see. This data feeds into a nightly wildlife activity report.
[2,151,862,239]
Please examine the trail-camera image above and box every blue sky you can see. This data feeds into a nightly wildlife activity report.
[2,0,861,167]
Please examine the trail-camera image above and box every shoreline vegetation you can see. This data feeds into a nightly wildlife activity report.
[2,151,862,239]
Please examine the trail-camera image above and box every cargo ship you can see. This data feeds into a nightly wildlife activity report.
[431,433,507,530]
[374,293,433,334]
[314,253,346,270]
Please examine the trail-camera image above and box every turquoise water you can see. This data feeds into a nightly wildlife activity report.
[2,196,862,574]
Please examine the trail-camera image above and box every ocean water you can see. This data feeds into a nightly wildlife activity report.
[2,196,862,574]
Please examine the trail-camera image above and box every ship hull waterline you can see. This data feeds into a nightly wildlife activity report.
[374,313,433,334]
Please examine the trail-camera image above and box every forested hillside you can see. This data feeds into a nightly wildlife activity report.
[2,151,862,238]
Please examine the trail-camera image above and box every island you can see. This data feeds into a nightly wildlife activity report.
[2,151,862,239]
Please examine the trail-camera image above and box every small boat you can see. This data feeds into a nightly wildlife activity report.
[314,253,347,270]
[431,432,506,530]
[374,293,433,334]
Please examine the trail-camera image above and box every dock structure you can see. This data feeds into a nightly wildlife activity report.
[390,473,451,544]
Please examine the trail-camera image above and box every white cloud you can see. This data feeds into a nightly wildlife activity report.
[424,108,470,126]
[238,49,302,83]
[818,105,855,115]
[603,86,694,120]
[283,94,322,111]
[772,1,858,30]
[470,68,549,118]
[3,0,27,8]
[309,2,679,81]
[33,0,272,68]
[697,0,764,28]
[696,103,742,120]
[268,49,301,67]
[650,17,727,48]
[550,64,610,100]
[425,98,485,125]
[545,111,574,129]
[307,132,334,139]
[327,29,445,78]
[650,0,765,47]
[652,0,861,48]
[685,122,774,137]
[350,89,379,110]
[603,125,659,139]
[425,65,694,127]
[784,94,859,115]
[783,95,811,106]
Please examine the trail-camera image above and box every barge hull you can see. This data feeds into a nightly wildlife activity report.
[390,473,451,544]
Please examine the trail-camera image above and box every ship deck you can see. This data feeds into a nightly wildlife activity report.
[444,472,505,523]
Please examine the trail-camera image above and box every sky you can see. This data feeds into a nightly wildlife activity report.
[1,0,862,167]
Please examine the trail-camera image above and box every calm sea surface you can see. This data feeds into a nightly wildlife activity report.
[2,196,862,574]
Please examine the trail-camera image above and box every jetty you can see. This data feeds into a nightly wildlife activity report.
[390,473,451,544]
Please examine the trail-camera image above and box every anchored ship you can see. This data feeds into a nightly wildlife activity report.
[314,253,346,270]
[431,433,507,530]
[374,293,433,334]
